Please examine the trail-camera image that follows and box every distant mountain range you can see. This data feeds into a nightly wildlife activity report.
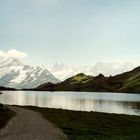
[0,58,139,93]
[0,58,60,89]
[36,66,140,93]
[50,61,136,81]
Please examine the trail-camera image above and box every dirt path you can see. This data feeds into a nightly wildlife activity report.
[0,106,68,140]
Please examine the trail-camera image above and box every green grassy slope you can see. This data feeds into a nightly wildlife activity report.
[36,66,140,93]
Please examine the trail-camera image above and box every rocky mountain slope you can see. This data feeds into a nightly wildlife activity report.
[0,58,60,89]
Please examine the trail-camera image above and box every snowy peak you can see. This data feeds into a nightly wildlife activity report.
[90,61,135,76]
[0,57,137,89]
[0,57,60,89]
[50,61,136,81]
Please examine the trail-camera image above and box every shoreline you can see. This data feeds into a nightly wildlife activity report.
[1,105,140,140]
[18,105,140,140]
[1,89,140,95]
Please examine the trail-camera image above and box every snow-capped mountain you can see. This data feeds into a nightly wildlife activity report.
[0,57,137,88]
[0,57,60,89]
[88,61,136,76]
[50,61,136,81]
[51,63,92,81]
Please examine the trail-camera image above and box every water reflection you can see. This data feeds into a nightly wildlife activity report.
[0,91,140,115]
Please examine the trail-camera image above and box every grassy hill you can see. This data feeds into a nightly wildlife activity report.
[36,66,140,93]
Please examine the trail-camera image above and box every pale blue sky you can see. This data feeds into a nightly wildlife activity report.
[0,0,140,67]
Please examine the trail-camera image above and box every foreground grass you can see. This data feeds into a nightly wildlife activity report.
[23,106,140,140]
[0,107,16,129]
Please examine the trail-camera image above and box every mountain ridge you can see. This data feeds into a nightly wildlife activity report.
[0,57,60,89]
[50,61,136,81]
[36,66,140,93]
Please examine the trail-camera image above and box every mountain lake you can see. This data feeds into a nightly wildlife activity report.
[0,91,140,116]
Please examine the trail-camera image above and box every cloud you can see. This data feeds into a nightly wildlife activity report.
[0,49,28,59]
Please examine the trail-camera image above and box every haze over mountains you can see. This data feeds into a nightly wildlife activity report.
[37,66,140,93]
[0,57,59,89]
[0,56,138,90]
[51,61,136,81]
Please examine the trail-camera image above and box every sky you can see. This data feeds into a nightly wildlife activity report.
[0,0,140,67]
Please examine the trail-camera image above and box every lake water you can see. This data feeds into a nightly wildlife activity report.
[0,91,140,115]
